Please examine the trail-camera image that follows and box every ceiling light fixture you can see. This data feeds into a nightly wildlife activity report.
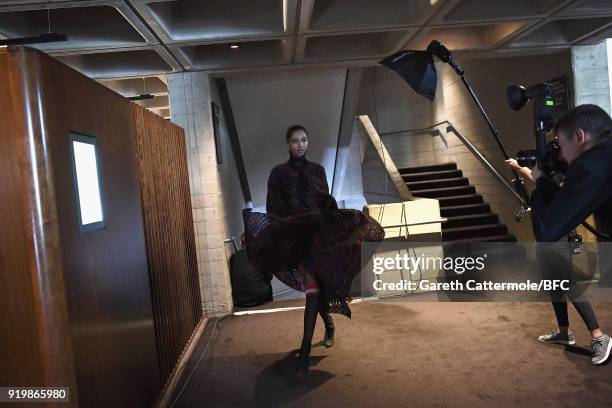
[0,2,70,47]
[0,32,68,46]
[229,43,240,49]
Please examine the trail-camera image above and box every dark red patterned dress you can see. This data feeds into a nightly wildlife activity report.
[242,154,385,317]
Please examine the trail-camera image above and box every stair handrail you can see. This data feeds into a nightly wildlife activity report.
[357,115,414,200]
[379,120,527,207]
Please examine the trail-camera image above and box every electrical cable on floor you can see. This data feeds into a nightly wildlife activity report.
[168,316,226,408]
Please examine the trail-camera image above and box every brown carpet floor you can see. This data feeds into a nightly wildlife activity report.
[169,300,612,408]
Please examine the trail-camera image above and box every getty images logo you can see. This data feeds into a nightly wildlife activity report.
[372,253,488,275]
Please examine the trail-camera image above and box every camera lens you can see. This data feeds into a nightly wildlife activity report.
[516,149,537,168]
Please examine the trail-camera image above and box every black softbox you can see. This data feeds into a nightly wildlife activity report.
[379,50,437,101]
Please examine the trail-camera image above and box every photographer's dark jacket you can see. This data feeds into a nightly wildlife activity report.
[530,136,612,244]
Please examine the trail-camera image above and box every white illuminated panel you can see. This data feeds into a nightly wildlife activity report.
[70,133,105,231]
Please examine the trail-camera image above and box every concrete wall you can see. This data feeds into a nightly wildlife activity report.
[208,80,248,258]
[572,39,612,115]
[168,71,241,316]
[332,68,367,210]
[357,65,449,171]
[357,66,438,204]
[225,68,347,211]
[358,66,434,135]
[356,51,573,240]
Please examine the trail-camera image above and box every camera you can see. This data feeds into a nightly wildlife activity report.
[515,139,567,173]
[507,82,566,177]
[507,82,591,243]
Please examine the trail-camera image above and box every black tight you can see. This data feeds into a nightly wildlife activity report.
[301,267,319,347]
[296,263,336,373]
[538,241,600,332]
[550,288,599,332]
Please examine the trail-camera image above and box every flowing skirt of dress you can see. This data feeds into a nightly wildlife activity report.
[242,206,385,318]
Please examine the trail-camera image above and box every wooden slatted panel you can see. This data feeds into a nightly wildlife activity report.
[131,104,203,385]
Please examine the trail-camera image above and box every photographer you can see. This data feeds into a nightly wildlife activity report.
[530,105,612,247]
[506,104,612,365]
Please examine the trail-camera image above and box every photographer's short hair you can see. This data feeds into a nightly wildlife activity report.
[286,124,308,142]
[555,104,612,141]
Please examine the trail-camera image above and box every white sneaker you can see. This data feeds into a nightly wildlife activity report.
[537,330,576,345]
[592,334,612,365]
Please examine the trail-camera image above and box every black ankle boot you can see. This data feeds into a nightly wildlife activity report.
[295,341,311,374]
[323,314,335,348]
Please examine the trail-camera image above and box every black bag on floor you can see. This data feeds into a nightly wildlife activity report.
[230,249,273,307]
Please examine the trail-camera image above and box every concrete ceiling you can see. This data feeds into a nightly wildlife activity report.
[2,0,611,118]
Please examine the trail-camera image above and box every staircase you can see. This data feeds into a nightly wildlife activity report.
[399,162,517,242]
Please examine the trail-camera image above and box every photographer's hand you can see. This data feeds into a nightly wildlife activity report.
[504,158,534,182]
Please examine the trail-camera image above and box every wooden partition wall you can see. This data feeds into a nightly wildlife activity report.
[131,104,202,385]
[0,46,202,407]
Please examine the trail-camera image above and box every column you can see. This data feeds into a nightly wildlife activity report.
[572,39,612,115]
[168,71,233,316]
[332,68,367,210]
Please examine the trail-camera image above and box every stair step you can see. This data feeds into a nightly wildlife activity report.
[402,169,463,182]
[444,234,517,243]
[443,213,499,229]
[406,177,469,191]
[394,161,516,243]
[398,162,457,175]
[440,203,491,217]
[443,242,525,259]
[437,194,484,207]
[412,185,476,198]
[442,223,508,241]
